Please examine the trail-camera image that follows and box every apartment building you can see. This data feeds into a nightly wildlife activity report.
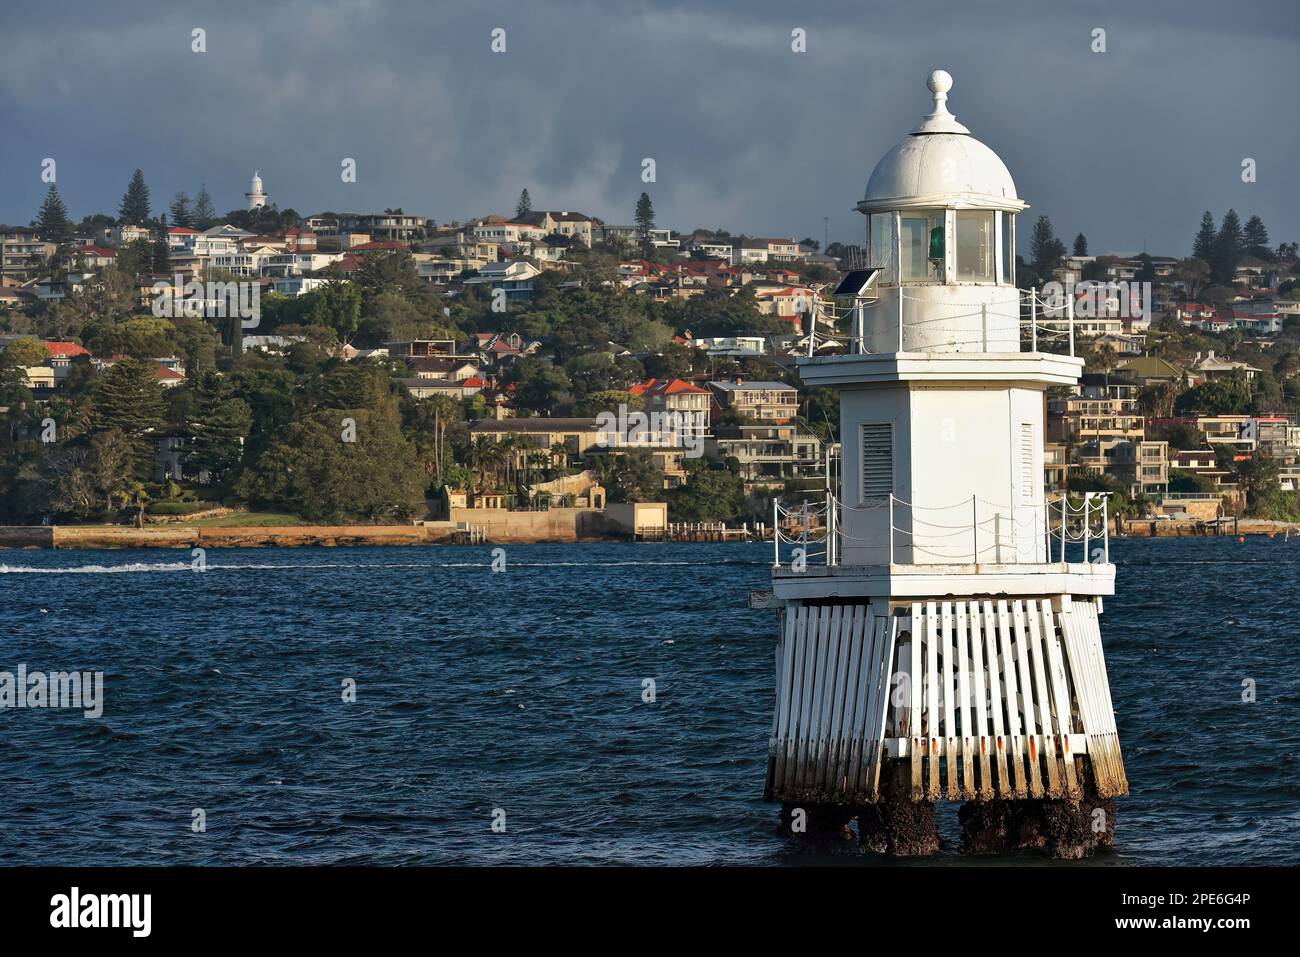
[1,227,56,282]
[706,379,800,424]
[707,423,823,488]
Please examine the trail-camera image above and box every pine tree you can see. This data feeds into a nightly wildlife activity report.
[1192,211,1217,261]
[1030,216,1060,275]
[1211,209,1243,284]
[1242,215,1272,261]
[35,184,72,244]
[92,358,166,478]
[169,192,194,229]
[516,189,532,219]
[187,373,252,485]
[118,169,152,225]
[193,184,216,229]
[152,216,171,273]
[1073,233,1088,256]
[634,192,656,243]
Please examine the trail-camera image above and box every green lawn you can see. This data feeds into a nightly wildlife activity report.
[188,512,302,527]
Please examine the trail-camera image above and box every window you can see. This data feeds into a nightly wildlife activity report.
[869,213,893,274]
[956,210,995,282]
[861,423,894,504]
[899,209,945,282]
[1000,212,1015,284]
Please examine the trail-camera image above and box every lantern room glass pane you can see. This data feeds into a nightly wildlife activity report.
[956,210,994,282]
[869,213,892,274]
[1001,212,1014,284]
[899,209,944,282]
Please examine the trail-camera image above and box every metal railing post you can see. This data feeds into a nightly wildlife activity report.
[1030,290,1037,352]
[1067,293,1075,356]
[1083,494,1091,564]
[897,289,904,352]
[1103,496,1110,563]
[772,500,779,567]
[888,494,895,566]
[1060,496,1068,564]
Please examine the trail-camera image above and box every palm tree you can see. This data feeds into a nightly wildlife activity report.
[466,436,506,488]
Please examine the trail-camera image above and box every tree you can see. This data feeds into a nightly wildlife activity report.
[187,373,252,485]
[1030,216,1064,276]
[516,189,532,218]
[92,357,166,476]
[1243,215,1272,260]
[118,169,152,225]
[667,460,745,521]
[595,449,663,503]
[151,216,171,272]
[634,192,656,243]
[35,185,72,244]
[1192,211,1217,261]
[1171,257,1211,301]
[1211,209,1243,284]
[2,337,50,369]
[307,279,363,343]
[237,409,426,522]
[193,184,216,229]
[1073,233,1088,256]
[169,192,194,229]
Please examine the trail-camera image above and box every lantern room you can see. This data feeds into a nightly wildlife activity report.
[856,70,1027,353]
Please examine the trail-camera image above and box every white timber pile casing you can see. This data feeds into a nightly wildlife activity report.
[764,597,1127,805]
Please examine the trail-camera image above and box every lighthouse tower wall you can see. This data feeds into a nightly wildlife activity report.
[838,381,1047,565]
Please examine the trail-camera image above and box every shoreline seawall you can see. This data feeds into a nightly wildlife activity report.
[0,523,658,549]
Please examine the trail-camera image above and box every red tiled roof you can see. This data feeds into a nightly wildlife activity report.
[462,376,488,387]
[40,341,90,357]
[168,227,201,235]
[631,377,709,397]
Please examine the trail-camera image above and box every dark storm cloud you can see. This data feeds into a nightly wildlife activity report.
[0,0,1295,254]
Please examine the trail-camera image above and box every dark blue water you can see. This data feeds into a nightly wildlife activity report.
[1,538,1296,865]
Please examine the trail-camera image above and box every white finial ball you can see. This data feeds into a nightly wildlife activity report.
[927,70,953,95]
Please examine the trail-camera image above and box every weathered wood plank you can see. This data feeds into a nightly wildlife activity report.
[969,601,994,800]
[910,603,924,801]
[996,599,1026,797]
[1012,600,1043,798]
[925,600,941,801]
[1040,601,1079,799]
[865,614,897,799]
[1026,600,1061,797]
[982,600,1009,798]
[955,601,975,799]
[941,601,958,800]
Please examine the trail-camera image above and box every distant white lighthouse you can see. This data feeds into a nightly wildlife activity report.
[763,71,1126,857]
[246,170,267,210]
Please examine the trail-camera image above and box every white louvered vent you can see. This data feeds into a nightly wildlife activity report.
[1020,422,1035,502]
[861,423,893,504]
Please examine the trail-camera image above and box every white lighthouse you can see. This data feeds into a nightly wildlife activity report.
[246,170,267,210]
[764,71,1126,857]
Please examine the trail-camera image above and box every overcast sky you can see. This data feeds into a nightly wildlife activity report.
[1,0,1295,256]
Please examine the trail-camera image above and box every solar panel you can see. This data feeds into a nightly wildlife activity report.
[832,268,879,297]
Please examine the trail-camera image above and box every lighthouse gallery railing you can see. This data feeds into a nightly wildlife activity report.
[803,287,1081,357]
[772,492,1110,570]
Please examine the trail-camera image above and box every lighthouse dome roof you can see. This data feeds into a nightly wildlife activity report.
[861,71,1021,211]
